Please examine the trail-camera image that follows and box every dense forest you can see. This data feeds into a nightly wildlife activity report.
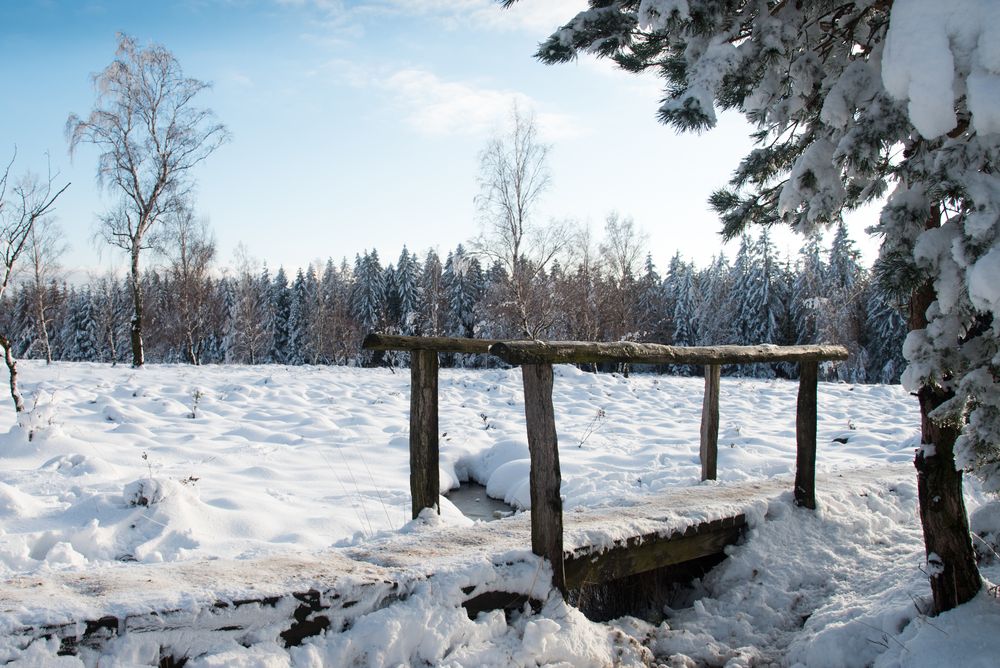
[0,220,906,383]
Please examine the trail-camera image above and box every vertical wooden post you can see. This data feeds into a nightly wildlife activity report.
[521,363,565,594]
[409,349,440,519]
[700,364,721,481]
[795,360,818,509]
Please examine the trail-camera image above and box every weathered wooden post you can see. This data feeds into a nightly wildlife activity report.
[410,349,440,518]
[795,360,819,509]
[520,362,566,594]
[700,364,721,481]
[363,334,504,520]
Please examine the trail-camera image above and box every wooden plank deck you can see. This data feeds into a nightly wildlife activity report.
[0,467,902,661]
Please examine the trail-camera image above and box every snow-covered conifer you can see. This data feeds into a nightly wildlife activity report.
[670,261,698,375]
[635,254,666,343]
[864,285,907,384]
[269,267,291,364]
[695,253,734,347]
[443,244,484,340]
[790,235,825,346]
[526,0,998,610]
[60,290,100,362]
[391,247,421,335]
[350,251,385,336]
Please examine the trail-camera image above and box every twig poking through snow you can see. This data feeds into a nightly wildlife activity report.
[577,408,607,448]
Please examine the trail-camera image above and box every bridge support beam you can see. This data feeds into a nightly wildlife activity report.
[795,360,818,509]
[521,362,566,594]
[700,364,721,481]
[410,349,440,518]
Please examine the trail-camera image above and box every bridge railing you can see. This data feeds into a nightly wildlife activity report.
[363,333,849,592]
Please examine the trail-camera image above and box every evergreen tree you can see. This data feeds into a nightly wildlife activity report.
[527,0,995,610]
[350,251,385,336]
[824,222,868,382]
[477,259,512,339]
[287,269,310,365]
[864,285,907,384]
[391,246,421,335]
[315,260,337,363]
[418,250,445,336]
[350,251,385,365]
[9,287,34,358]
[695,253,734,348]
[443,244,484,340]
[729,235,755,347]
[827,222,864,295]
[61,290,100,362]
[661,252,685,340]
[225,264,274,365]
[670,260,698,375]
[88,275,130,364]
[732,230,784,377]
[790,234,825,346]
[635,255,666,343]
[269,267,292,364]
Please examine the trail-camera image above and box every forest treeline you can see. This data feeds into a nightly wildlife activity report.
[0,221,906,383]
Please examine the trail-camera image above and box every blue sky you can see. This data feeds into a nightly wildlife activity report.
[2,0,878,279]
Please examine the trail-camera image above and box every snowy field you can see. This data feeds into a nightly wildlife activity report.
[0,361,997,666]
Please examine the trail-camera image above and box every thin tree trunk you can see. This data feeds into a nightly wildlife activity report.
[1,335,25,413]
[107,319,118,365]
[33,289,52,364]
[186,330,200,366]
[910,276,981,614]
[130,249,145,367]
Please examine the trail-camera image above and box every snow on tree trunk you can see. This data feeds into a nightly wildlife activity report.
[910,275,982,613]
[1,335,25,413]
[129,250,145,368]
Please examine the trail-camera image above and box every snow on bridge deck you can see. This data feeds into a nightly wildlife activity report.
[0,466,908,662]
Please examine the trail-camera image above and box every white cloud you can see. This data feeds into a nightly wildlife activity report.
[465,0,588,34]
[228,71,255,87]
[274,0,587,37]
[381,67,585,140]
[577,52,665,101]
[371,0,588,34]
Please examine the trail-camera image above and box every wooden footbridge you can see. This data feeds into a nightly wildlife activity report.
[1,336,849,662]
[363,334,848,592]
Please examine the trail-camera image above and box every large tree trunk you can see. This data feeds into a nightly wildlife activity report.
[910,263,981,614]
[1,335,25,413]
[130,249,145,368]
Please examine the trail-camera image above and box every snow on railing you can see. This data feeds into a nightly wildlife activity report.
[362,333,849,592]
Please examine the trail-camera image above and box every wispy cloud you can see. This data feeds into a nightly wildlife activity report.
[314,57,584,139]
[274,0,587,37]
[228,71,255,87]
[462,0,588,34]
[381,67,585,140]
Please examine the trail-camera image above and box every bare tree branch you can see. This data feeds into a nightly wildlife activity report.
[0,150,69,412]
[67,33,229,367]
[473,104,572,338]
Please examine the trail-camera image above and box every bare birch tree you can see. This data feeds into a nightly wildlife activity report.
[600,212,648,344]
[474,105,569,338]
[163,208,216,365]
[24,216,67,364]
[67,33,229,367]
[0,151,69,412]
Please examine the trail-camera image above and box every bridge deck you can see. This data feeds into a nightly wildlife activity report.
[0,466,906,660]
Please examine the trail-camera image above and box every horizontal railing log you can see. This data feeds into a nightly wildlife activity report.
[364,333,852,596]
[363,333,498,355]
[488,341,849,366]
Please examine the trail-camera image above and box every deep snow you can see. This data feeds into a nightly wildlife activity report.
[0,361,996,666]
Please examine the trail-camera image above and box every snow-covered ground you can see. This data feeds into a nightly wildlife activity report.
[0,361,997,666]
